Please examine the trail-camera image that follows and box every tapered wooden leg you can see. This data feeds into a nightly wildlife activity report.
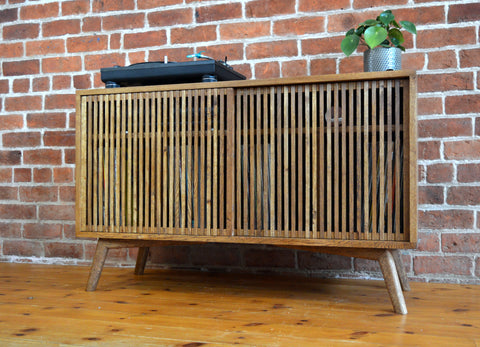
[378,250,407,315]
[134,247,150,275]
[86,239,109,292]
[391,249,410,292]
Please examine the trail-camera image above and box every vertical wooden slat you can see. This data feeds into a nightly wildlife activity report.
[355,82,362,240]
[371,81,378,240]
[162,92,168,231]
[98,95,105,230]
[378,82,386,240]
[311,84,318,238]
[168,91,174,232]
[394,80,402,240]
[205,90,213,234]
[255,88,262,234]
[156,92,162,231]
[318,84,325,239]
[341,83,347,238]
[149,94,155,230]
[218,90,225,233]
[269,87,276,237]
[242,89,249,235]
[276,87,283,238]
[107,95,114,231]
[290,86,296,237]
[181,90,187,230]
[225,89,235,235]
[333,84,339,239]
[192,90,199,232]
[326,84,332,239]
[386,80,394,240]
[283,86,290,235]
[249,89,255,234]
[235,90,242,234]
[212,90,219,234]
[82,96,90,230]
[144,94,151,231]
[115,94,121,231]
[138,94,145,232]
[186,90,194,233]
[262,88,269,235]
[86,96,93,229]
[363,81,370,239]
[348,83,355,239]
[174,92,181,230]
[304,84,311,238]
[126,94,133,230]
[297,86,304,237]
[199,90,206,231]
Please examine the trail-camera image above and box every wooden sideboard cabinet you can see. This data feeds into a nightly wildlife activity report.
[76,71,417,314]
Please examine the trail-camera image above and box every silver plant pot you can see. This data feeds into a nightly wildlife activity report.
[364,47,402,72]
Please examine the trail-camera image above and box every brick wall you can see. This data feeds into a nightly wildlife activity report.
[1,0,479,284]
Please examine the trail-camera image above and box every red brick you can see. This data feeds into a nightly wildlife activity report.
[13,79,29,93]
[416,231,440,252]
[92,0,134,12]
[353,0,406,8]
[127,51,145,65]
[67,35,108,53]
[82,17,102,32]
[3,132,41,148]
[53,167,74,183]
[0,42,23,58]
[42,19,81,37]
[445,140,480,160]
[3,60,39,76]
[24,223,63,240]
[302,36,343,55]
[63,224,76,239]
[426,164,453,183]
[417,27,476,48]
[339,56,363,74]
[171,26,216,45]
[418,186,444,205]
[103,13,145,30]
[414,256,472,276]
[460,48,480,68]
[26,39,65,56]
[73,74,92,89]
[446,94,480,115]
[0,114,22,131]
[24,149,62,165]
[327,11,378,33]
[138,0,181,9]
[110,33,121,50]
[147,9,191,28]
[27,112,67,129]
[39,204,75,221]
[196,3,242,23]
[20,186,58,202]
[442,233,480,253]
[45,94,76,110]
[0,79,8,93]
[3,23,39,40]
[52,76,71,90]
[14,168,31,183]
[3,240,43,257]
[247,40,297,59]
[65,149,76,164]
[447,187,480,206]
[354,258,381,272]
[62,0,90,15]
[311,58,337,75]
[282,60,307,78]
[402,53,425,71]
[418,72,473,93]
[32,77,50,92]
[457,164,480,183]
[59,186,75,202]
[0,169,13,183]
[0,8,18,24]
[45,242,83,258]
[255,62,280,79]
[0,186,17,199]
[418,210,473,229]
[274,17,325,36]
[391,7,445,26]
[300,0,350,11]
[244,247,295,268]
[196,43,244,61]
[124,30,168,49]
[5,96,42,111]
[418,118,472,138]
[84,53,126,71]
[448,3,480,23]
[220,22,270,41]
[428,50,457,70]
[20,2,58,20]
[0,204,36,220]
[298,251,351,270]
[43,56,82,73]
[0,223,21,238]
[246,0,295,18]
[418,97,442,116]
[34,168,52,183]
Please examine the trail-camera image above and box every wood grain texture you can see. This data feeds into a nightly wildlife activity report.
[1,263,478,346]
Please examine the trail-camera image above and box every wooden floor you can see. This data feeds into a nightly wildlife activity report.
[0,263,478,346]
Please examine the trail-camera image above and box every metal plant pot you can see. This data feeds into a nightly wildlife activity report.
[364,47,402,72]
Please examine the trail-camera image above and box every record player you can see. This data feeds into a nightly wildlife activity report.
[101,56,246,88]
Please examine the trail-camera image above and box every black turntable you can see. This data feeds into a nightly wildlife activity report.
[101,59,246,88]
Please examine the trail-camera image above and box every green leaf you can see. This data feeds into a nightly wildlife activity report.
[388,28,404,46]
[364,26,388,49]
[346,28,355,36]
[397,45,406,52]
[341,35,360,56]
[400,20,417,35]
[379,11,395,26]
[360,19,379,27]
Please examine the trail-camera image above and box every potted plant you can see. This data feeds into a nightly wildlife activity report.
[340,10,417,72]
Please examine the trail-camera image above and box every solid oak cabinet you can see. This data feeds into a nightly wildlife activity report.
[76,71,417,314]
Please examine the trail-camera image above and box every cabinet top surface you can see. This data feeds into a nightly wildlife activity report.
[77,70,416,96]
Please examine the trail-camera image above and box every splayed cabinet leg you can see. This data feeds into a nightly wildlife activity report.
[86,239,109,292]
[391,249,410,292]
[134,247,150,275]
[378,250,407,315]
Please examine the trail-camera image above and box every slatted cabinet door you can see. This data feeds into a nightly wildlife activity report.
[76,71,417,249]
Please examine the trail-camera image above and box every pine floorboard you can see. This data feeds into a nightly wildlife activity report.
[0,263,478,346]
